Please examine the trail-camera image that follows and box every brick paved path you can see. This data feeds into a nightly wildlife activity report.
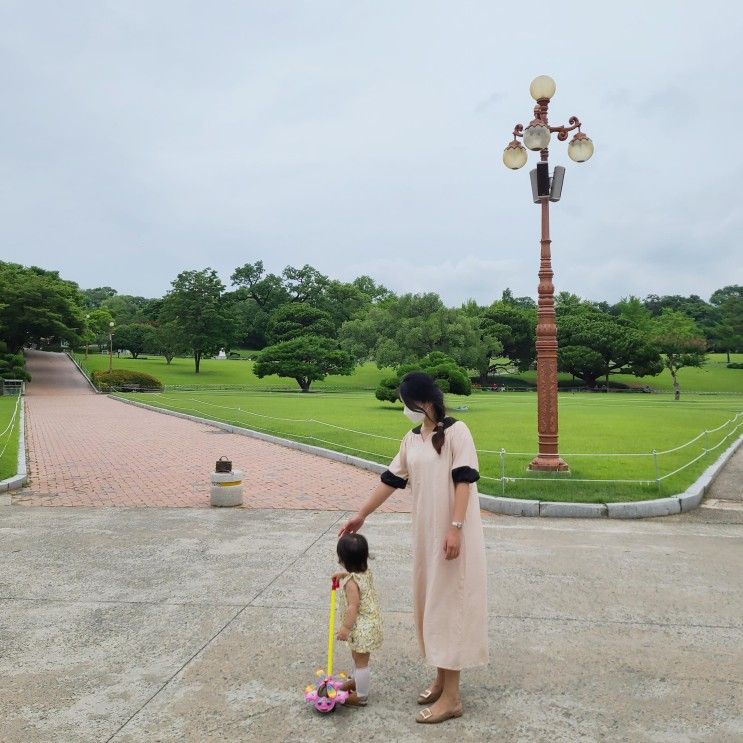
[16,351,410,511]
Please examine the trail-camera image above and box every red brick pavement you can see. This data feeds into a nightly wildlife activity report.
[15,351,411,511]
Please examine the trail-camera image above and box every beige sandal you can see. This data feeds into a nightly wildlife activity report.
[417,687,442,705]
[416,705,463,724]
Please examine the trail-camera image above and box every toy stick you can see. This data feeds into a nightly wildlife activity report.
[327,576,340,676]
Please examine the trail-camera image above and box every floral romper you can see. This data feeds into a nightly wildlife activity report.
[339,569,383,653]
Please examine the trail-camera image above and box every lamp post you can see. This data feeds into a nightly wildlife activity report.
[503,75,593,472]
[108,321,115,372]
[85,314,90,361]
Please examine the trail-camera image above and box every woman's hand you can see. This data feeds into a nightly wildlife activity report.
[336,625,350,641]
[443,527,461,560]
[338,513,365,537]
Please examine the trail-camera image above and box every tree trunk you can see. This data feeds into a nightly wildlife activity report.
[671,369,680,400]
[296,377,311,392]
[165,354,174,365]
[131,352,139,359]
[194,351,201,374]
[727,350,731,363]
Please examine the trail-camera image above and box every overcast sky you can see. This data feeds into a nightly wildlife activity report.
[2,1,742,305]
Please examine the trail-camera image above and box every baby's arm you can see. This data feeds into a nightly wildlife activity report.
[336,578,360,641]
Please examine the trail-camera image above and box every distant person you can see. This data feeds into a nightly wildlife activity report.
[339,372,488,724]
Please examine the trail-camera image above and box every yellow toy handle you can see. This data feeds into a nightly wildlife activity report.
[327,577,340,676]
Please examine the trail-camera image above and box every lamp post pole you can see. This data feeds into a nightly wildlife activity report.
[85,314,90,361]
[502,75,594,472]
[108,321,115,373]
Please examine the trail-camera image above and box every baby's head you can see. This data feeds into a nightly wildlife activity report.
[337,533,369,573]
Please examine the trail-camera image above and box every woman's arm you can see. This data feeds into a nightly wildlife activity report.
[338,482,396,536]
[336,579,360,641]
[443,482,470,559]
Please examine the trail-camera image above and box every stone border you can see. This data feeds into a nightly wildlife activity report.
[111,395,743,519]
[0,400,28,499]
[65,352,101,393]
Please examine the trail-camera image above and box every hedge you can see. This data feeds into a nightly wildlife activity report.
[91,369,163,392]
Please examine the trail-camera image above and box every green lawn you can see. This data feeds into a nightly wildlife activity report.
[0,395,22,481]
[75,353,393,391]
[117,388,743,504]
[76,351,743,394]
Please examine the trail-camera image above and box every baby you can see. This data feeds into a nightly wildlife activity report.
[334,533,383,706]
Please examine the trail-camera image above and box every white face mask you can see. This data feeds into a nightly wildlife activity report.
[403,405,426,424]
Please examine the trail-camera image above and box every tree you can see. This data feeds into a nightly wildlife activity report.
[113,323,158,359]
[557,310,663,388]
[0,262,85,351]
[481,301,536,373]
[155,322,188,364]
[101,295,153,326]
[615,296,653,332]
[339,293,488,370]
[651,310,707,400]
[267,303,335,344]
[253,335,354,392]
[82,286,117,308]
[709,286,743,360]
[0,341,30,387]
[160,269,233,373]
[86,308,114,351]
[375,352,472,403]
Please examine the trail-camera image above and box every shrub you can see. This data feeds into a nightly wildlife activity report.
[374,353,472,403]
[91,369,163,392]
[726,362,743,369]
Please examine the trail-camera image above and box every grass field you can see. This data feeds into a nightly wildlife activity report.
[76,353,393,390]
[117,388,743,504]
[0,395,22,481]
[76,352,743,394]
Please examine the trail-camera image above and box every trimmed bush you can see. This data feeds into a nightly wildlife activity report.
[726,362,743,369]
[91,369,163,392]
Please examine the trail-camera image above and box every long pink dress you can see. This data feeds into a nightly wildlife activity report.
[382,418,489,670]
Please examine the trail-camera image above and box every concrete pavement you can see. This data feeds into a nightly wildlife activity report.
[1,506,741,742]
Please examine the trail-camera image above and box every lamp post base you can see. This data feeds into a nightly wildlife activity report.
[528,454,569,472]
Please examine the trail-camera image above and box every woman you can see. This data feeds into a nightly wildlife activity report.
[339,371,488,724]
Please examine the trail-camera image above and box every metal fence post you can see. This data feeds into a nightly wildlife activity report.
[652,448,660,493]
[704,430,709,454]
[500,448,506,495]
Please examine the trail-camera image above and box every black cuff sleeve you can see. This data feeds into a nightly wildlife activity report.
[452,466,480,484]
[381,470,408,489]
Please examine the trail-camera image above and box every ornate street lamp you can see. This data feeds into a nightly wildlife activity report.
[503,75,593,472]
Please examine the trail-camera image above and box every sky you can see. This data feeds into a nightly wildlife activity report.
[2,1,742,306]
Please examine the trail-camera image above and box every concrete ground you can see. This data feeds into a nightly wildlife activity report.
[1,506,742,743]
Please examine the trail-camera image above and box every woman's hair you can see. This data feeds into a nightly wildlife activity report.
[398,371,447,454]
[337,533,369,573]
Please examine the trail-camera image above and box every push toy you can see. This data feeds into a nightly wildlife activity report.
[304,576,350,713]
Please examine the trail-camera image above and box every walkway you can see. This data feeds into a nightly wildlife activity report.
[16,351,407,511]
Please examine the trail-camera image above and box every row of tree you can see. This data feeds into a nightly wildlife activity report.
[1,258,741,395]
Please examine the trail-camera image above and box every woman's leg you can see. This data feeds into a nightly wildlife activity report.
[424,668,461,716]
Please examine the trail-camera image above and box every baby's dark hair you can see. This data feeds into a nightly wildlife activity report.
[337,533,369,573]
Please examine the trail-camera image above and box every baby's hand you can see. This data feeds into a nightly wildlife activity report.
[336,626,350,641]
[332,571,348,582]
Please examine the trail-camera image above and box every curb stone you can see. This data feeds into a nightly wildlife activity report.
[606,498,681,519]
[65,352,101,393]
[539,501,608,518]
[110,395,743,520]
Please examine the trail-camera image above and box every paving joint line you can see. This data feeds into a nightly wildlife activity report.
[104,511,346,742]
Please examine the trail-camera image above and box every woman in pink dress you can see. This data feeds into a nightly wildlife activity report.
[339,372,488,724]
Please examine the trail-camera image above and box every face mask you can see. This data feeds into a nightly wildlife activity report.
[403,405,426,424]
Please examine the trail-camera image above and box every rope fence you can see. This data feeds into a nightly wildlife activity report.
[130,392,743,497]
[0,394,22,465]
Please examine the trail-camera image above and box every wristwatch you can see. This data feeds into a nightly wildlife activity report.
[451,521,464,529]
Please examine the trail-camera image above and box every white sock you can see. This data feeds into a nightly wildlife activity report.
[355,667,370,698]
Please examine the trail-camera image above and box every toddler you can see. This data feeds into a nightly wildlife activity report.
[334,533,383,706]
